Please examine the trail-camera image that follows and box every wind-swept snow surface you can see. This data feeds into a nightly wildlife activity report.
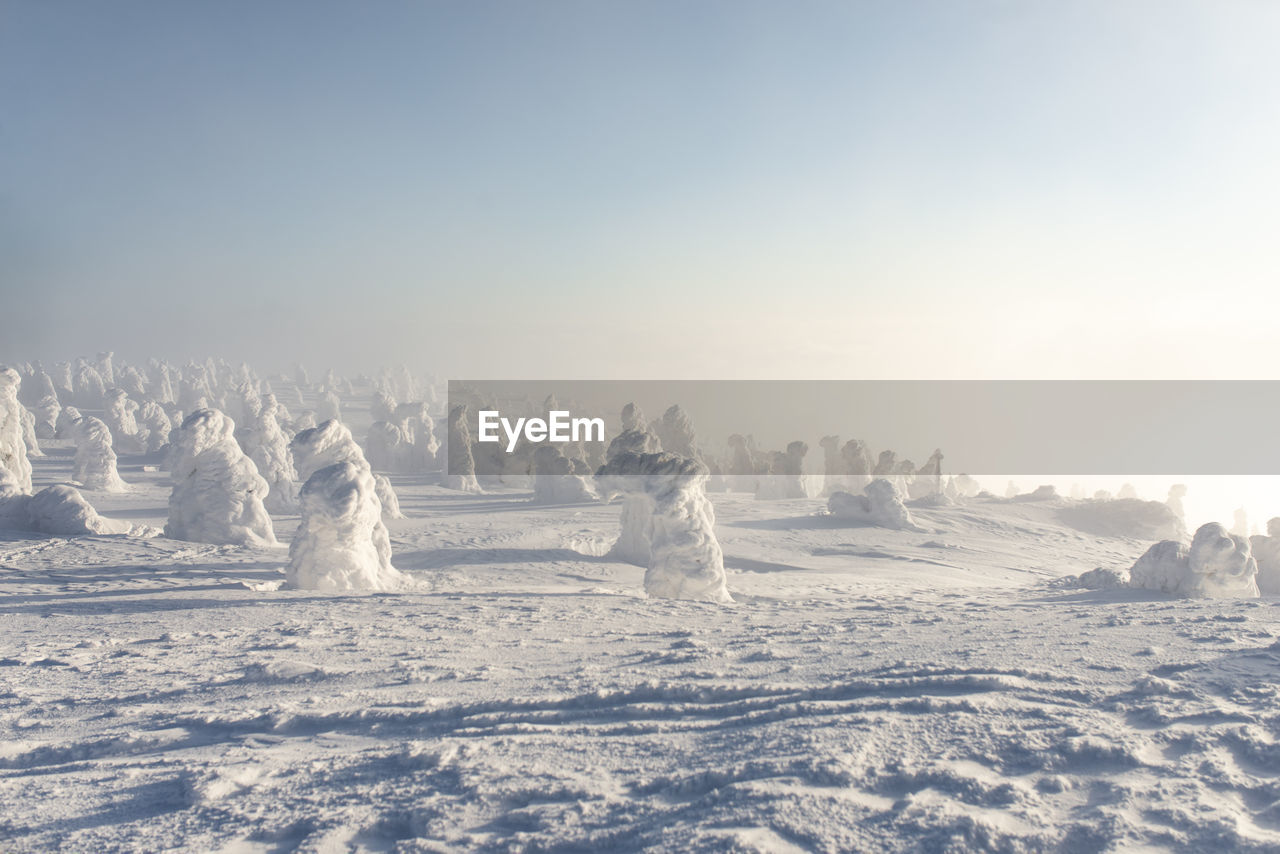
[287,461,406,591]
[165,409,276,547]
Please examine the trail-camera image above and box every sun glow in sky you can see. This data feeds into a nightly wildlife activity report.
[4,1,1280,378]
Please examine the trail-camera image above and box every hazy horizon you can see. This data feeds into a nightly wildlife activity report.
[6,1,1280,378]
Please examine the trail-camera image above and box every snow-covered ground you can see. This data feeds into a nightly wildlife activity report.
[5,438,1280,851]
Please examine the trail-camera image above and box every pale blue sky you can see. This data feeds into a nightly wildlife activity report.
[4,1,1279,377]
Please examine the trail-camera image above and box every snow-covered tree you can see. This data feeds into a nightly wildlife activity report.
[165,409,276,546]
[73,416,128,492]
[596,451,731,603]
[0,367,33,493]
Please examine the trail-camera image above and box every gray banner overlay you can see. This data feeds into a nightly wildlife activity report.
[446,380,1280,475]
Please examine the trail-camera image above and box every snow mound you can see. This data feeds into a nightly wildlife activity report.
[596,451,732,603]
[1057,498,1185,542]
[1129,522,1259,597]
[25,485,132,536]
[165,409,277,547]
[828,478,924,532]
[1068,566,1132,590]
[287,461,406,592]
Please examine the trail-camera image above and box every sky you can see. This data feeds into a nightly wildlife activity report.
[4,1,1280,378]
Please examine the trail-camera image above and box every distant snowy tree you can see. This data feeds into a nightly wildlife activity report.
[73,416,127,492]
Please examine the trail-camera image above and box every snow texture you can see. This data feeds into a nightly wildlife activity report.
[291,419,369,483]
[286,461,406,591]
[165,409,276,547]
